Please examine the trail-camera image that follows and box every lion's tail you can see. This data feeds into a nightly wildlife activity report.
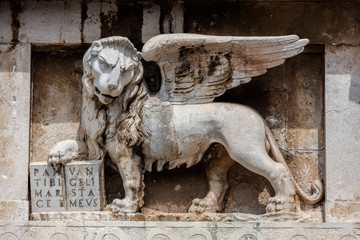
[265,125,324,205]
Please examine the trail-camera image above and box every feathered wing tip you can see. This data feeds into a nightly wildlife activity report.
[142,34,309,104]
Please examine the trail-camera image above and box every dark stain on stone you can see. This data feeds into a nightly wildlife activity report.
[80,0,88,43]
[208,55,220,76]
[175,60,191,80]
[177,46,225,83]
[185,1,360,45]
[179,46,202,58]
[9,0,22,50]
[100,1,143,44]
[99,12,107,35]
[224,53,230,60]
[178,46,186,58]
[160,1,174,34]
[175,46,202,82]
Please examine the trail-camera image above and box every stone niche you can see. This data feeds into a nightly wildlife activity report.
[30,44,324,218]
[1,0,360,239]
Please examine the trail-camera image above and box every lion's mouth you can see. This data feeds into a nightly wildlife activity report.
[95,87,116,104]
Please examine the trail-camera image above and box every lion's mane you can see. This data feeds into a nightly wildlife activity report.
[81,36,148,160]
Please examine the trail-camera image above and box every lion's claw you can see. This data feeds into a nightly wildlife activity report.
[48,151,72,166]
[108,198,139,213]
[47,140,86,166]
[189,197,219,214]
[266,196,297,213]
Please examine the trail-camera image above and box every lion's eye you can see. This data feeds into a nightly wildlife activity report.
[98,56,111,69]
[125,64,133,71]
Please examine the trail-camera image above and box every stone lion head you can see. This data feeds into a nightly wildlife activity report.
[81,37,148,160]
[82,36,143,105]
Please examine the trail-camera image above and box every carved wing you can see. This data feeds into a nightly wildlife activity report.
[142,34,309,104]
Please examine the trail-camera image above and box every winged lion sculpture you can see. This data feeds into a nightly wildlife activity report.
[48,34,324,214]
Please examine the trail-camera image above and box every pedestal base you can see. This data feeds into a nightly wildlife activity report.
[0,200,29,221]
[1,220,360,240]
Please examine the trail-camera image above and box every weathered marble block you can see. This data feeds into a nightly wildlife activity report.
[30,160,105,213]
[30,162,66,212]
[65,160,105,211]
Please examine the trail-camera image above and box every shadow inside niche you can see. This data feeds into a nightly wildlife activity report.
[104,145,273,215]
[105,159,125,205]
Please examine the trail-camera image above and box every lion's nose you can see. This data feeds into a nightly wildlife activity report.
[108,82,117,90]
[108,66,120,90]
[107,75,119,90]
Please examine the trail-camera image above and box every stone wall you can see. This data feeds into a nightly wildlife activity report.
[0,0,359,230]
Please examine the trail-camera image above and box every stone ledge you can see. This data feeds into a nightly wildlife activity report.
[0,200,29,221]
[1,221,360,240]
[30,209,323,222]
[326,201,360,223]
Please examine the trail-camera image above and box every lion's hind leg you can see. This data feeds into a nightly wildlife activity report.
[189,145,234,213]
[225,142,297,213]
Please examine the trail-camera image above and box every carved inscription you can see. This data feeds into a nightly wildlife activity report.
[30,162,66,212]
[30,160,104,212]
[65,160,105,211]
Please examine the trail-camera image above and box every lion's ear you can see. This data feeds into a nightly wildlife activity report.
[136,52,142,61]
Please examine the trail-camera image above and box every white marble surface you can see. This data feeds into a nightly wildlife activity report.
[1,221,360,240]
[0,43,31,221]
[142,3,161,43]
[19,1,81,43]
[325,45,360,222]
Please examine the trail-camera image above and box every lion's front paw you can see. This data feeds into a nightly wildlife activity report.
[48,140,86,166]
[189,196,219,214]
[266,196,297,213]
[107,198,139,213]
